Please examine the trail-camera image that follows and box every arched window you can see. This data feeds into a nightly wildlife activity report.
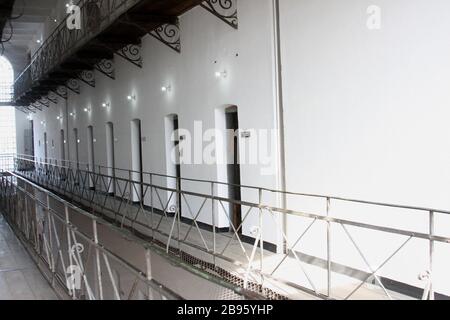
[0,56,16,160]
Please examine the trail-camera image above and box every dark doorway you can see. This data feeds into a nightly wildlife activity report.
[225,106,241,232]
[172,115,182,214]
[131,119,143,203]
[60,129,65,164]
[43,132,48,162]
[73,128,79,168]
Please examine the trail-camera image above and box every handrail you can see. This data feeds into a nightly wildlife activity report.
[14,154,450,215]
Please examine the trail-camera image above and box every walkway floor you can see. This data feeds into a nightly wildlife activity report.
[0,214,58,300]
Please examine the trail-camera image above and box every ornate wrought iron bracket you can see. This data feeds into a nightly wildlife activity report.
[77,70,96,88]
[115,43,143,68]
[95,59,115,80]
[16,106,33,114]
[150,21,181,53]
[201,0,238,29]
[47,91,58,104]
[66,79,80,94]
[31,102,43,111]
[53,86,68,100]
[39,97,50,108]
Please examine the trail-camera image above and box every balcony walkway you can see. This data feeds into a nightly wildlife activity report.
[0,214,57,300]
[13,167,414,300]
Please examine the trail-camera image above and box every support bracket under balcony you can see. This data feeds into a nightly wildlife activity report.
[53,86,68,100]
[39,97,50,108]
[47,92,59,104]
[30,102,43,111]
[149,21,181,53]
[16,106,32,114]
[201,0,238,29]
[77,70,96,88]
[66,79,80,94]
[115,43,143,68]
[95,59,115,80]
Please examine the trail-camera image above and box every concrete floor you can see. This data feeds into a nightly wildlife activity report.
[0,214,58,300]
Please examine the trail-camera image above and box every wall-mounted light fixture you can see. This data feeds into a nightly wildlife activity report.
[57,115,63,120]
[69,112,76,117]
[161,85,172,93]
[36,39,41,44]
[102,102,110,108]
[77,139,81,144]
[40,120,46,126]
[83,107,91,113]
[127,94,136,101]
[215,70,228,79]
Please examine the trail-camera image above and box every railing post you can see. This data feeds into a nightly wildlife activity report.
[93,219,103,300]
[176,176,181,253]
[150,173,155,239]
[65,204,76,300]
[145,248,153,300]
[211,182,216,267]
[429,210,435,300]
[128,170,132,203]
[259,188,264,284]
[46,194,55,280]
[327,197,331,298]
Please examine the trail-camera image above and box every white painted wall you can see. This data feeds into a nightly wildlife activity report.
[280,0,450,295]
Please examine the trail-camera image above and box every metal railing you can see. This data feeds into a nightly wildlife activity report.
[7,154,450,300]
[0,171,187,299]
[14,0,141,100]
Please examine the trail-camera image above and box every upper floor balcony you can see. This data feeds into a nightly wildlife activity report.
[13,0,208,108]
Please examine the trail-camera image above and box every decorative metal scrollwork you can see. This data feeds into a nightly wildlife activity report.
[66,79,80,94]
[54,86,68,100]
[95,59,115,80]
[47,91,58,104]
[18,106,32,114]
[77,70,95,88]
[31,102,43,111]
[13,0,143,104]
[115,43,142,68]
[39,97,50,107]
[150,21,181,53]
[201,0,238,29]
